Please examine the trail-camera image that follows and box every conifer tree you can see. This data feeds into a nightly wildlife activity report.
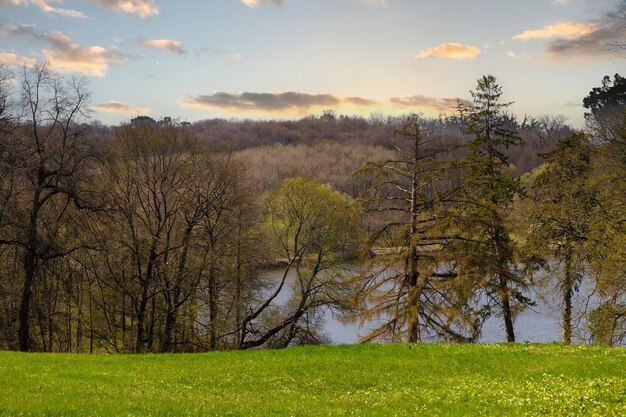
[450,75,528,343]
[526,133,595,344]
[355,115,481,343]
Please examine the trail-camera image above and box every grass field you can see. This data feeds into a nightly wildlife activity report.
[0,343,625,416]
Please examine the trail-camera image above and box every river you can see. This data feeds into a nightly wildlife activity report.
[261,267,595,344]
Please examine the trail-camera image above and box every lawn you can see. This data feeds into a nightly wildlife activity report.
[0,343,625,416]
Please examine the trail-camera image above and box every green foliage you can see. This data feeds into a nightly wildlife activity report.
[450,75,528,342]
[261,177,359,262]
[589,302,626,346]
[524,133,596,343]
[583,74,626,122]
[243,178,360,348]
[0,344,625,416]
[585,112,626,345]
[458,74,523,204]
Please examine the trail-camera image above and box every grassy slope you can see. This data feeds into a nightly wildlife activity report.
[0,343,625,416]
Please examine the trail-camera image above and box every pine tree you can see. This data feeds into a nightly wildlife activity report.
[450,75,528,343]
[526,133,595,344]
[355,115,481,343]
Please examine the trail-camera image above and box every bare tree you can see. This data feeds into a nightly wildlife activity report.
[0,63,94,351]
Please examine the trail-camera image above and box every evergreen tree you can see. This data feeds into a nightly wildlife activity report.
[526,133,595,344]
[355,115,481,343]
[449,75,528,343]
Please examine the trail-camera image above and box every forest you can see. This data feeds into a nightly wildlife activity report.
[0,63,624,353]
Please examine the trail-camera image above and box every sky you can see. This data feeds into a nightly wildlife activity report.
[0,0,625,127]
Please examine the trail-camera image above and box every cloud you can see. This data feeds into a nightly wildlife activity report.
[345,96,379,106]
[93,101,149,116]
[92,0,158,18]
[551,0,569,5]
[139,39,186,55]
[0,0,86,18]
[241,0,285,7]
[0,51,37,67]
[513,3,626,60]
[180,91,467,115]
[180,92,342,112]
[3,23,127,76]
[416,43,481,60]
[544,24,624,60]
[389,95,470,111]
[513,22,597,41]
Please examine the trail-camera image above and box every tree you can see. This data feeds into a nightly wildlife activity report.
[238,177,358,349]
[525,133,595,344]
[584,74,626,123]
[0,64,12,132]
[0,63,95,351]
[450,75,528,343]
[585,104,626,346]
[96,122,247,352]
[354,115,481,343]
[95,122,193,352]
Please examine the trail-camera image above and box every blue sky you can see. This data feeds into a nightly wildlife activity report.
[0,0,624,127]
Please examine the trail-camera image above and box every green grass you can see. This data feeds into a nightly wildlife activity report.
[0,343,625,416]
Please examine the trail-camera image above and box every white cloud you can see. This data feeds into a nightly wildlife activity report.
[93,101,149,116]
[0,0,86,18]
[512,4,626,62]
[92,0,158,18]
[3,24,127,76]
[0,51,37,67]
[513,22,596,41]
[140,39,186,55]
[390,95,469,111]
[241,0,285,7]
[416,43,481,60]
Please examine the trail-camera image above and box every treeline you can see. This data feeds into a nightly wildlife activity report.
[92,106,574,178]
[0,64,623,353]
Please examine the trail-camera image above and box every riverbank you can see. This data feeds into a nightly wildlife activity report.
[1,343,625,416]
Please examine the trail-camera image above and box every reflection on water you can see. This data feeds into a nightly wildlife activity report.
[324,304,562,345]
[261,267,595,344]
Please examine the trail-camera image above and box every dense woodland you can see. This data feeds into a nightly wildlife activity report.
[0,63,624,353]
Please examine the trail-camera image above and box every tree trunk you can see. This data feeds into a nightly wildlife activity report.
[562,251,574,344]
[76,278,82,353]
[147,295,156,351]
[161,226,192,353]
[135,282,149,353]
[407,128,421,343]
[234,220,243,345]
[208,267,217,349]
[18,248,37,351]
[162,307,177,353]
[136,245,158,353]
[500,275,515,342]
[406,248,420,343]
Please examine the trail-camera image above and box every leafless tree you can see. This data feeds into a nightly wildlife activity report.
[0,63,95,351]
